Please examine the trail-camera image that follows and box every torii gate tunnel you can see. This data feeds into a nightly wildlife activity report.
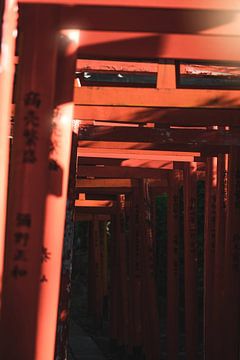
[1,1,240,359]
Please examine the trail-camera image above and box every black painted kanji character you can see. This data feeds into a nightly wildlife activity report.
[14,249,27,262]
[16,213,31,227]
[24,110,39,127]
[23,148,37,163]
[14,232,29,246]
[23,128,38,146]
[11,265,27,278]
[24,91,41,108]
[41,246,51,263]
[40,274,48,283]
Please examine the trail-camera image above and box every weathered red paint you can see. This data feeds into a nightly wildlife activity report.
[0,0,18,304]
[0,5,58,359]
[36,28,80,360]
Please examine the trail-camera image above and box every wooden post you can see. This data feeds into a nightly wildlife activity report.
[183,162,198,360]
[92,217,103,324]
[130,181,143,351]
[212,154,227,360]
[35,27,80,360]
[54,119,80,360]
[100,221,108,299]
[140,179,160,360]
[109,214,118,345]
[167,169,182,359]
[223,147,240,360]
[0,5,58,359]
[54,29,80,356]
[116,194,129,348]
[0,0,18,303]
[88,221,95,316]
[204,157,217,360]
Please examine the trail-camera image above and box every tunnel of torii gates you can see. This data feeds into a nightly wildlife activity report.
[2,1,240,360]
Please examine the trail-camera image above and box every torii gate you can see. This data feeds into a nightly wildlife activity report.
[1,1,240,360]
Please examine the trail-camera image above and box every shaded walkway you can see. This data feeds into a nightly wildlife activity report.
[69,321,106,360]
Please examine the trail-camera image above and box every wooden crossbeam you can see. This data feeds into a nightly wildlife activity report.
[74,87,240,109]
[74,106,240,127]
[20,5,240,62]
[75,199,116,214]
[76,59,158,73]
[78,141,222,153]
[76,178,132,188]
[18,1,240,11]
[78,157,173,169]
[59,6,240,37]
[78,165,170,178]
[79,126,240,149]
[77,148,201,161]
[70,31,240,62]
[75,199,114,207]
[74,213,111,221]
[76,178,169,190]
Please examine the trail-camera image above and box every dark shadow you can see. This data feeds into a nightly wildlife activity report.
[78,35,165,60]
[61,5,237,35]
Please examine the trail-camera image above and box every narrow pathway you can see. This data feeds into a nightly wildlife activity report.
[69,320,107,360]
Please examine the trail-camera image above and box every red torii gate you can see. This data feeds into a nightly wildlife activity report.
[1,1,240,360]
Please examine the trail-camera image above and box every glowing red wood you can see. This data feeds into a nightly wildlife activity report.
[76,178,132,188]
[77,148,200,162]
[0,0,18,305]
[75,200,114,207]
[75,87,240,108]
[157,62,176,88]
[0,6,58,360]
[18,0,240,11]
[78,157,173,169]
[37,30,79,360]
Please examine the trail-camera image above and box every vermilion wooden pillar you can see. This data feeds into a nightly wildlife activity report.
[223,147,240,360]
[35,28,80,360]
[100,221,108,301]
[140,179,160,360]
[0,0,18,303]
[54,116,80,360]
[0,5,58,359]
[109,214,118,345]
[212,154,227,360]
[167,169,182,360]
[116,194,129,348]
[129,181,143,351]
[93,217,103,324]
[183,162,198,360]
[204,157,217,360]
